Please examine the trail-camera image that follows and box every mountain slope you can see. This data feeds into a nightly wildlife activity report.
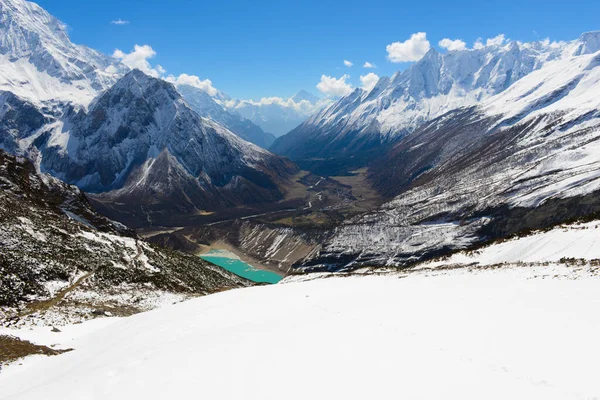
[0,0,126,106]
[272,32,600,169]
[177,84,276,148]
[0,150,250,326]
[299,48,600,271]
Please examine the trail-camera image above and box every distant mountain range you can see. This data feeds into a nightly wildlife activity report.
[223,91,327,137]
[176,84,277,149]
[272,32,600,168]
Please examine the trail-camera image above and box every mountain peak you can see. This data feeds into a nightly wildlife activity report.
[0,0,126,105]
[0,0,70,56]
[104,69,177,99]
[87,69,181,116]
[291,89,320,104]
[120,68,164,87]
[575,30,600,55]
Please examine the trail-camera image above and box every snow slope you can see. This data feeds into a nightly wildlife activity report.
[1,260,600,399]
[420,220,600,269]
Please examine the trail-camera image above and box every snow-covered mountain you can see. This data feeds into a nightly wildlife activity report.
[272,32,600,164]
[225,90,326,137]
[0,0,126,106]
[2,70,297,224]
[176,84,276,148]
[300,44,600,271]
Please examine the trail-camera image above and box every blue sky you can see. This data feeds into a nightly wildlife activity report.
[37,0,600,100]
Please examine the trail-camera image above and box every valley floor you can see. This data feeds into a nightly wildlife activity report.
[1,259,599,399]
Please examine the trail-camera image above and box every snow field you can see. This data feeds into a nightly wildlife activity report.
[2,265,600,400]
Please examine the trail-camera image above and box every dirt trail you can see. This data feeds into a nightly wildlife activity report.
[19,272,94,317]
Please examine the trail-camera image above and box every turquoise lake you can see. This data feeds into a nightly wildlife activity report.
[200,249,282,284]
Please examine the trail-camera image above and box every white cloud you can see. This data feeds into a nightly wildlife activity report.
[438,38,467,52]
[473,38,485,50]
[226,96,331,115]
[386,32,431,63]
[363,62,376,68]
[316,74,353,96]
[112,45,165,77]
[540,37,564,49]
[473,34,507,50]
[112,44,223,98]
[110,19,130,25]
[165,73,218,96]
[486,34,506,47]
[344,60,353,67]
[360,73,379,92]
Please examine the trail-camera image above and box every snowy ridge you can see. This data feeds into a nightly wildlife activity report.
[273,32,600,160]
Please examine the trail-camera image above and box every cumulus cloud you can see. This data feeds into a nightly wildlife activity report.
[110,19,130,25]
[360,73,379,92]
[474,34,507,49]
[316,74,353,96]
[226,96,331,115]
[112,45,165,77]
[344,60,353,67]
[363,62,376,68]
[438,38,467,52]
[486,34,506,47]
[165,73,218,96]
[540,38,564,49]
[386,32,431,62]
[111,44,225,99]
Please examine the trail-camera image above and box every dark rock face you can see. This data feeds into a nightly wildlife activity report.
[0,91,47,153]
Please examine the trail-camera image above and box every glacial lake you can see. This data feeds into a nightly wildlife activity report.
[200,249,282,284]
